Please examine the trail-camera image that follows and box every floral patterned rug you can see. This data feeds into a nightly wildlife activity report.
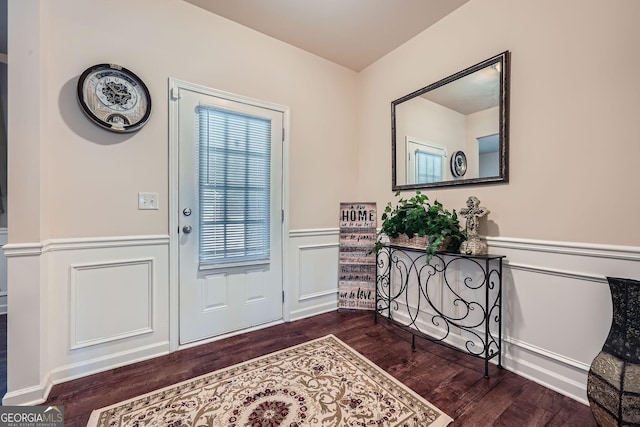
[87,335,453,427]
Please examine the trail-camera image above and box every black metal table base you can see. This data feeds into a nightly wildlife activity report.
[375,246,505,378]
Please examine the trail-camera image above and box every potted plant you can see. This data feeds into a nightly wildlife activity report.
[371,191,466,260]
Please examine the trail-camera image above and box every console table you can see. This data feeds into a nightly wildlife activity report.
[375,245,505,378]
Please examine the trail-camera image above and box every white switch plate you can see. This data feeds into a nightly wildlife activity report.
[138,192,159,210]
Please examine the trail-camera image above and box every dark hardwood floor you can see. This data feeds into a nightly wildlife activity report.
[45,311,596,426]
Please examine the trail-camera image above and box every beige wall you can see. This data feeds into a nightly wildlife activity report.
[8,0,359,243]
[358,0,640,246]
[12,0,639,245]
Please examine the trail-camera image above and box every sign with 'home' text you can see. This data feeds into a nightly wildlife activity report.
[338,202,377,311]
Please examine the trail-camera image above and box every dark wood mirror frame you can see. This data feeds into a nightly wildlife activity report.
[392,51,510,190]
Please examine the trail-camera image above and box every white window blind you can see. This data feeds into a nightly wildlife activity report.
[197,106,271,267]
[405,137,446,184]
[415,150,443,183]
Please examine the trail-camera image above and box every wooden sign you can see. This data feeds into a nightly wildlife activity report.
[338,202,377,311]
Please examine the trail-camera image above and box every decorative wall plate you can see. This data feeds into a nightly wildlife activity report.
[451,151,467,177]
[77,63,151,133]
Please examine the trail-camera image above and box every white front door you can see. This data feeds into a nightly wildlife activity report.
[175,84,284,345]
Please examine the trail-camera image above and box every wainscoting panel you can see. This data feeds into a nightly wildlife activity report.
[299,244,339,300]
[288,229,340,320]
[3,235,170,405]
[70,259,154,349]
[486,237,639,403]
[4,230,639,406]
[374,236,640,404]
[47,236,170,381]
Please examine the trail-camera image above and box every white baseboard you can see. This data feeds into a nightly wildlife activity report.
[50,341,171,387]
[379,308,591,405]
[289,301,338,322]
[2,374,54,407]
[2,342,170,406]
[502,339,590,405]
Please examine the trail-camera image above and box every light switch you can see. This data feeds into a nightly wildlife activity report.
[138,192,159,210]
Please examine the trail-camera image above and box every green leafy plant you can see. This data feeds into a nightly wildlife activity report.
[371,191,466,260]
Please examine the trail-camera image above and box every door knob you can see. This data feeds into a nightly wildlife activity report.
[182,225,192,234]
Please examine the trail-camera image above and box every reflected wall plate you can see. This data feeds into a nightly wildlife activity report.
[451,151,467,177]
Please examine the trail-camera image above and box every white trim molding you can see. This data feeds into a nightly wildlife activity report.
[4,235,170,406]
[505,261,607,284]
[3,235,170,257]
[5,230,639,406]
[2,242,43,257]
[289,228,340,239]
[486,236,640,403]
[487,236,640,261]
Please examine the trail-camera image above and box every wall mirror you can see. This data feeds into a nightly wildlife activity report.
[392,51,510,190]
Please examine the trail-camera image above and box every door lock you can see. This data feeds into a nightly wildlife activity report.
[182,225,192,234]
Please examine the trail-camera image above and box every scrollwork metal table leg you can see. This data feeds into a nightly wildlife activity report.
[484,257,490,379]
[374,251,379,325]
[498,258,503,370]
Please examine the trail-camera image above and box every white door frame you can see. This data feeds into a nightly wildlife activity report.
[168,78,291,351]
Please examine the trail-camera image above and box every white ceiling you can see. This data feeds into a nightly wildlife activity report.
[183,0,470,71]
[422,63,501,115]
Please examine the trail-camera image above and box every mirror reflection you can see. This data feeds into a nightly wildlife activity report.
[392,51,510,190]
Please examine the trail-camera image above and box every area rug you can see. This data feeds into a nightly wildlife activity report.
[87,334,453,427]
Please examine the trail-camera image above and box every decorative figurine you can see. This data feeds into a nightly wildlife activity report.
[459,196,489,255]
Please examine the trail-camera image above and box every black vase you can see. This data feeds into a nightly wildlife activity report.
[587,276,640,426]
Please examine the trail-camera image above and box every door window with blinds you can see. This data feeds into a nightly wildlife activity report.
[406,137,447,185]
[198,106,272,268]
